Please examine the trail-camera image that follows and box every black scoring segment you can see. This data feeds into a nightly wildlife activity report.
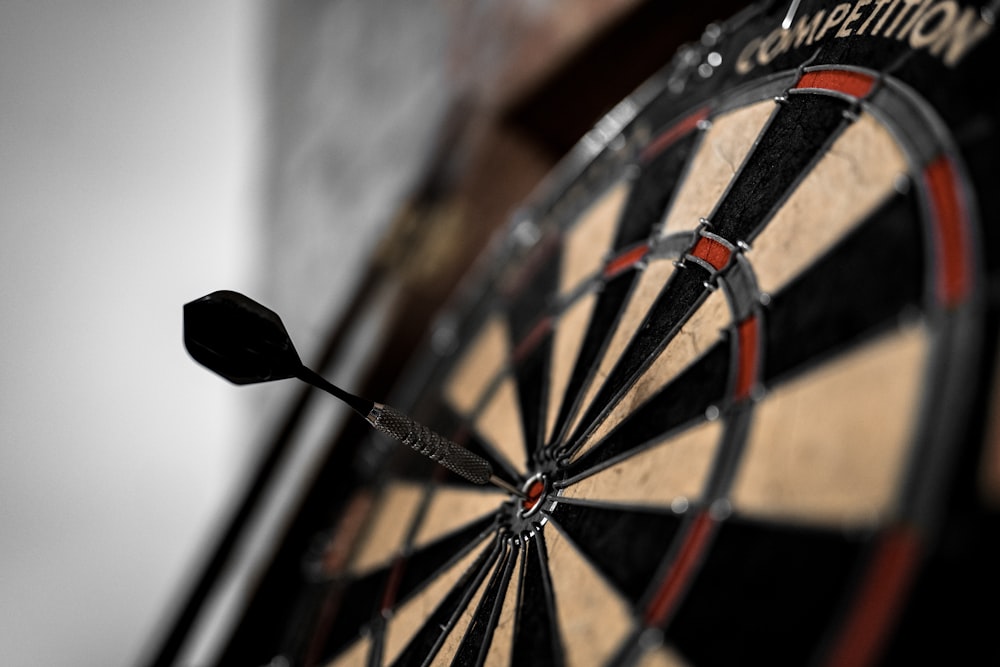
[616,130,700,248]
[549,273,637,446]
[507,245,562,464]
[666,517,873,667]
[505,249,559,346]
[320,514,500,662]
[453,541,518,665]
[394,514,500,607]
[710,94,851,244]
[762,192,924,387]
[568,340,730,475]
[515,337,553,464]
[567,266,712,449]
[388,537,502,667]
[511,532,565,667]
[547,501,683,606]
[317,566,390,662]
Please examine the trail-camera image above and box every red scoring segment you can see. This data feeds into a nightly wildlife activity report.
[513,316,554,364]
[822,526,921,667]
[643,512,718,626]
[603,243,650,278]
[380,556,408,613]
[795,69,876,98]
[734,316,760,401]
[690,236,733,272]
[640,107,710,163]
[924,155,972,307]
[521,479,546,512]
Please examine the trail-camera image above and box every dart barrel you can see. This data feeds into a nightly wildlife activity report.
[364,403,493,485]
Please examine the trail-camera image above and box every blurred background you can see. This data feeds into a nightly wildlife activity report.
[0,2,730,664]
[0,2,264,665]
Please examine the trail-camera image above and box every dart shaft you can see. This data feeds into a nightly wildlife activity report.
[296,366,372,415]
[365,403,493,485]
[488,475,525,498]
[182,290,523,494]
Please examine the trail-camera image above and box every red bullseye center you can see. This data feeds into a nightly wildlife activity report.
[522,479,546,511]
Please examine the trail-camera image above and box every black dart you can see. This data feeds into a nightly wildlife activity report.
[183,290,524,497]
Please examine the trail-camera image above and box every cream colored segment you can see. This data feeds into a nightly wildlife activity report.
[562,420,722,507]
[348,482,425,574]
[576,288,730,460]
[324,635,369,667]
[412,486,503,549]
[559,180,629,296]
[483,547,521,667]
[445,315,510,415]
[637,645,692,667]
[661,101,775,235]
[566,260,677,441]
[731,325,929,527]
[546,292,597,442]
[429,545,500,667]
[545,528,631,666]
[750,112,909,295]
[383,536,488,665]
[476,376,529,474]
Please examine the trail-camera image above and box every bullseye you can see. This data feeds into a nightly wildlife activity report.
[520,474,547,516]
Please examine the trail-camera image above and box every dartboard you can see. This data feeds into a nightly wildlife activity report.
[165,1,1000,666]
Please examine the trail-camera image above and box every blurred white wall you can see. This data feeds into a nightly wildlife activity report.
[0,2,263,665]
